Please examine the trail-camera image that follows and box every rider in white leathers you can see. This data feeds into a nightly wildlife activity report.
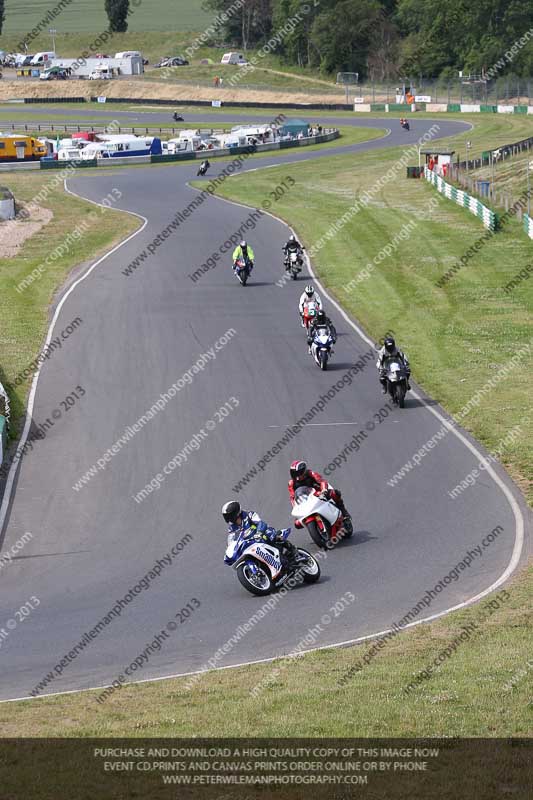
[299,285,322,327]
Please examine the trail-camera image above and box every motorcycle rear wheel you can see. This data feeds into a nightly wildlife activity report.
[237,559,272,595]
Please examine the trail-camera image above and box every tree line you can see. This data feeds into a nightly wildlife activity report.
[204,0,533,80]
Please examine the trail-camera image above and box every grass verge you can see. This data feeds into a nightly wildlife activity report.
[0,172,139,430]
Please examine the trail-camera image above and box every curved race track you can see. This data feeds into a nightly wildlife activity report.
[0,116,529,702]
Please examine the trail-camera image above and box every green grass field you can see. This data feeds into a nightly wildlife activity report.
[0,111,531,736]
[2,0,210,34]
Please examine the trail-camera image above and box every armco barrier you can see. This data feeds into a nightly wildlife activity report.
[523,213,533,239]
[25,96,86,104]
[40,158,98,169]
[424,167,496,230]
[151,152,196,163]
[88,96,353,111]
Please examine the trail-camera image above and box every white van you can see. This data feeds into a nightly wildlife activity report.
[31,52,56,66]
[220,52,248,66]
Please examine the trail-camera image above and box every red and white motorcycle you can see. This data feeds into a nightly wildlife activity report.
[302,300,318,331]
[291,487,353,549]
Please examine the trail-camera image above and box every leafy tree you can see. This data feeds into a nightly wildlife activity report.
[104,0,130,33]
[204,0,272,49]
[310,0,383,76]
[396,0,533,77]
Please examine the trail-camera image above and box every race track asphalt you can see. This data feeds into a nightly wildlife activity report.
[0,114,528,702]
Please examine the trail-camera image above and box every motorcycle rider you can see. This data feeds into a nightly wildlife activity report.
[197,159,210,176]
[299,285,322,328]
[307,309,337,350]
[376,335,411,394]
[232,240,255,274]
[222,501,297,568]
[283,233,304,271]
[288,461,351,523]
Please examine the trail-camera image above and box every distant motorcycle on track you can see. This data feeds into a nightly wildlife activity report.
[233,256,252,286]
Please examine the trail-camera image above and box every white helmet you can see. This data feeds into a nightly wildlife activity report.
[305,285,314,297]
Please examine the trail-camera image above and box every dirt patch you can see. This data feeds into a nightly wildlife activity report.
[0,204,53,258]
[0,78,347,107]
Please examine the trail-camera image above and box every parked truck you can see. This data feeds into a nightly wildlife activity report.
[0,135,47,162]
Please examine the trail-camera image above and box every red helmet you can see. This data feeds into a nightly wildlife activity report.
[290,460,307,480]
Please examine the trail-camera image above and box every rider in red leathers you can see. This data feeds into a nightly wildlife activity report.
[288,461,350,523]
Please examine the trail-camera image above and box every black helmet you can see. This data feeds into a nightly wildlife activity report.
[384,336,396,354]
[316,310,327,325]
[290,460,307,480]
[222,500,241,524]
[289,234,296,242]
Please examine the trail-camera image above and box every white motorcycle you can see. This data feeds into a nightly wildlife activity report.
[310,325,334,370]
[291,487,353,549]
[224,527,320,596]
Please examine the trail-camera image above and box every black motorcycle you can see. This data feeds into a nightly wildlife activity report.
[197,160,210,176]
[173,112,184,122]
[284,247,304,280]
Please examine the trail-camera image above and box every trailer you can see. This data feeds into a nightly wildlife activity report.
[49,55,144,77]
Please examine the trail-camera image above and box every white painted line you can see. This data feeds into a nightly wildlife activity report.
[268,422,360,428]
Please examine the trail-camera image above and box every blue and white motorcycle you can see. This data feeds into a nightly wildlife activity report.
[310,325,334,370]
[224,528,320,596]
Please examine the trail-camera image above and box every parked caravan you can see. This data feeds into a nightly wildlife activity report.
[219,132,248,148]
[57,147,84,161]
[0,135,47,162]
[164,135,202,153]
[80,136,162,159]
[220,52,248,65]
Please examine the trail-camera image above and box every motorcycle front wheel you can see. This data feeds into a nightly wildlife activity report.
[295,549,321,583]
[237,559,272,595]
[398,382,406,408]
[305,518,330,549]
[319,350,328,370]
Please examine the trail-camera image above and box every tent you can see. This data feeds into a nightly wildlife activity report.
[281,119,310,137]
